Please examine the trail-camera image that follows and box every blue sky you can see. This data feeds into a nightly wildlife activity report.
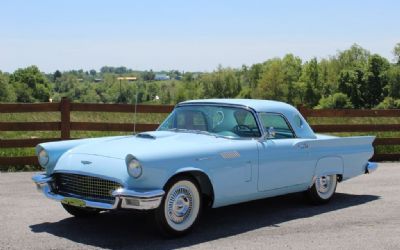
[1,0,399,73]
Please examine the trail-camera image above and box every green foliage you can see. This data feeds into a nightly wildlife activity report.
[10,66,51,102]
[375,97,400,109]
[338,69,364,108]
[316,93,354,109]
[1,43,400,108]
[363,54,390,108]
[256,58,286,101]
[201,66,241,98]
[0,72,16,102]
[394,43,400,65]
[386,66,400,98]
[301,58,321,107]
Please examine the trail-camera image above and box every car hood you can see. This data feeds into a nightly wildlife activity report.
[66,131,230,161]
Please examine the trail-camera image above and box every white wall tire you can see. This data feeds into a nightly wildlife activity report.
[306,174,337,205]
[155,176,202,237]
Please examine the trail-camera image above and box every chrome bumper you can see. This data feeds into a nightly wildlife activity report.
[365,162,378,174]
[32,173,164,210]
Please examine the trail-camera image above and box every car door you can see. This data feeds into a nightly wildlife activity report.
[257,113,314,191]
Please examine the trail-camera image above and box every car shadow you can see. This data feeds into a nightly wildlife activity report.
[30,192,379,249]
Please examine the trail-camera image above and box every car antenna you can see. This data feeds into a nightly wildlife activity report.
[133,86,138,134]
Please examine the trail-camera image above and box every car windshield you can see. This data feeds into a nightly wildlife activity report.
[158,105,261,138]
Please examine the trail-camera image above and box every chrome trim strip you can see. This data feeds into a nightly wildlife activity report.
[112,188,165,198]
[365,162,378,174]
[43,185,117,209]
[32,173,164,210]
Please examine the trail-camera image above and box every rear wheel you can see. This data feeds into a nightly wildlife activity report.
[155,176,202,237]
[306,174,337,205]
[61,203,101,217]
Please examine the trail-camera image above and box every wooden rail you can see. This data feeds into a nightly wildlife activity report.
[0,98,173,166]
[0,99,399,166]
[298,106,400,162]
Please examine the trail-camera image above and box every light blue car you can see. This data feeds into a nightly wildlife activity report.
[32,99,377,236]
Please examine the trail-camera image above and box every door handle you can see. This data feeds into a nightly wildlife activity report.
[298,143,309,149]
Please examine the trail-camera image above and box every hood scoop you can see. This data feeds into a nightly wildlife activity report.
[135,131,178,140]
[136,133,156,139]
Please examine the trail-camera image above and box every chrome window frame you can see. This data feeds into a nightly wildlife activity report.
[257,112,298,139]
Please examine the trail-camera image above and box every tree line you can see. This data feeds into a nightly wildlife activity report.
[1,43,400,109]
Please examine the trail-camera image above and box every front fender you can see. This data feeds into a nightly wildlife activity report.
[36,136,126,175]
[174,166,208,176]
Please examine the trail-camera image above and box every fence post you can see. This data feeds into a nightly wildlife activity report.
[60,97,71,139]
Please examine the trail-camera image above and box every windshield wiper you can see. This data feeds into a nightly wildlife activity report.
[166,128,221,138]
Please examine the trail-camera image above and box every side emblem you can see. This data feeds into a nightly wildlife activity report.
[81,160,92,165]
[220,151,241,159]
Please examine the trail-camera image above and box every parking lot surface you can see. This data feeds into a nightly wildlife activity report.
[1,163,399,250]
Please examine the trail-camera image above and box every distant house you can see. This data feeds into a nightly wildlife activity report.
[117,76,137,82]
[154,74,170,81]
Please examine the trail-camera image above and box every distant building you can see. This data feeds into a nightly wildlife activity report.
[154,74,170,81]
[116,76,137,82]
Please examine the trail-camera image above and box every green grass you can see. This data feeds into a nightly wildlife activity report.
[0,111,169,171]
[1,111,399,171]
[307,117,400,154]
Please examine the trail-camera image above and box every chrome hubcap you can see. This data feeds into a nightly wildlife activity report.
[167,186,193,224]
[316,175,331,194]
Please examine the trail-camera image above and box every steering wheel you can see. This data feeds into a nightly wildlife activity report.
[233,125,252,133]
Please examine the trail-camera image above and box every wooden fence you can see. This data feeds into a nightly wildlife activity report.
[0,98,399,166]
[298,106,400,161]
[0,98,173,166]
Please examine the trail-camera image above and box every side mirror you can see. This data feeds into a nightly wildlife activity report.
[260,127,276,141]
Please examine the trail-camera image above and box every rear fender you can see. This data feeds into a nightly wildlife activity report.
[313,156,344,183]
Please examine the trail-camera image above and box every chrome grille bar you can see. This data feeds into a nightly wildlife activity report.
[53,173,121,204]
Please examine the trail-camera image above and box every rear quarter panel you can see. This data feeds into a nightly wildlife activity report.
[305,136,375,181]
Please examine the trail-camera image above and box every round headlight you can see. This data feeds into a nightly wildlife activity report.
[38,149,49,166]
[127,158,142,178]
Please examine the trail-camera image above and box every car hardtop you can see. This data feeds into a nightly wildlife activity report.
[179,99,316,139]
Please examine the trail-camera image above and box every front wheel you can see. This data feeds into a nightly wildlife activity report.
[305,174,337,205]
[155,176,202,237]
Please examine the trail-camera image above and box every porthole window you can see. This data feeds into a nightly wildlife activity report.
[294,115,303,128]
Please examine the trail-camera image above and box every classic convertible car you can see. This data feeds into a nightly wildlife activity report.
[32,99,377,236]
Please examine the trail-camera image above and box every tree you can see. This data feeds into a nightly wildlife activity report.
[0,72,16,102]
[337,44,370,70]
[316,93,353,109]
[256,59,286,101]
[53,70,62,81]
[363,54,390,108]
[393,43,400,65]
[89,69,97,76]
[300,58,321,107]
[142,70,155,81]
[338,69,365,108]
[247,63,263,89]
[10,66,50,102]
[282,54,302,104]
[201,66,241,98]
[386,66,400,98]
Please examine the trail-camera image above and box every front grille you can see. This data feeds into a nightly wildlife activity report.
[53,173,122,203]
